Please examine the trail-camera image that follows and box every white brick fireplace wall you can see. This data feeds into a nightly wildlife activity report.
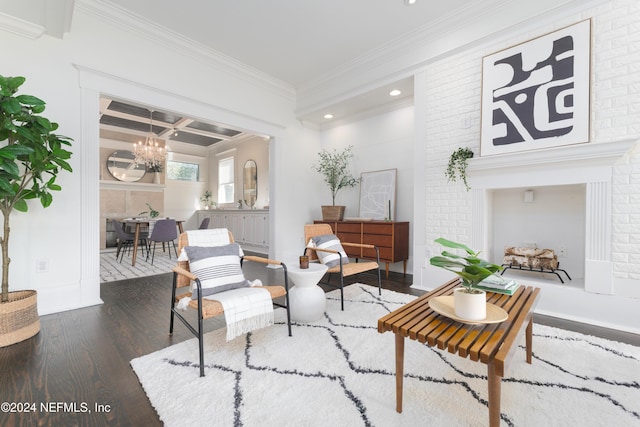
[417,0,640,333]
[467,139,636,295]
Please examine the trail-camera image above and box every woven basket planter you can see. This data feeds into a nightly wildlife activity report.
[321,205,345,221]
[0,290,40,347]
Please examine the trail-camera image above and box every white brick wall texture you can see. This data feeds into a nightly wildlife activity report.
[424,0,640,279]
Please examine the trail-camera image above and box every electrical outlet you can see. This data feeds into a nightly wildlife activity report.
[558,247,567,257]
[36,259,49,273]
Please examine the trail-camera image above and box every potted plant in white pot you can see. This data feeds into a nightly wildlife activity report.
[0,75,73,347]
[313,145,359,221]
[430,238,502,320]
[148,162,163,184]
[200,190,216,209]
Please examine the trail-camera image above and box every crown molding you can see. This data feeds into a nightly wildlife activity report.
[467,139,638,180]
[298,0,511,95]
[45,0,75,38]
[0,0,75,39]
[0,11,45,39]
[76,0,295,101]
[296,0,603,113]
[311,96,415,131]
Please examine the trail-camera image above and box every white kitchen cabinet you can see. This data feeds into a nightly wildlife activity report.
[196,210,269,253]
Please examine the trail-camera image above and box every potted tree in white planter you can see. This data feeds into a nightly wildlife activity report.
[430,238,502,320]
[313,145,359,221]
[0,75,73,347]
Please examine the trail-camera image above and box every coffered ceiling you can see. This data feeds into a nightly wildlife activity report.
[99,98,251,148]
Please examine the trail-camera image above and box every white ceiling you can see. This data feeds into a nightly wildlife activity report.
[100,0,576,127]
[103,0,480,127]
[1,0,579,132]
[106,0,471,89]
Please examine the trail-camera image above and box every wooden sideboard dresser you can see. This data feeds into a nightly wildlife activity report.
[313,220,409,278]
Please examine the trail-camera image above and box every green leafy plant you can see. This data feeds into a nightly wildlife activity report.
[429,238,502,293]
[200,190,216,208]
[0,75,73,303]
[148,162,163,173]
[139,203,159,218]
[313,145,360,205]
[445,147,474,191]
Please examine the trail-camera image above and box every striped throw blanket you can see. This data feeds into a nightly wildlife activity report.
[207,286,274,341]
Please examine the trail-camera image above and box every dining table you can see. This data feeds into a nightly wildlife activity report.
[122,217,184,266]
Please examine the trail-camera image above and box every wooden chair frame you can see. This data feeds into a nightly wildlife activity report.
[304,223,381,310]
[169,232,292,377]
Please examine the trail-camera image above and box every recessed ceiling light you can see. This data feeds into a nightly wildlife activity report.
[389,89,402,97]
[404,0,416,5]
[324,114,334,119]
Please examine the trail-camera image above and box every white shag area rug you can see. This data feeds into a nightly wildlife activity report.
[131,284,640,427]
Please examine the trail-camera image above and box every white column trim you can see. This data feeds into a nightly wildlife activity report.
[584,181,613,294]
[80,87,103,306]
[585,181,611,261]
[411,70,427,287]
[470,188,486,253]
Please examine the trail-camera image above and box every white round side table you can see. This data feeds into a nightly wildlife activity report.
[287,262,329,322]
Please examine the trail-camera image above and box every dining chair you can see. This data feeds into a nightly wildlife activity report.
[146,219,178,264]
[112,219,147,262]
[198,217,210,229]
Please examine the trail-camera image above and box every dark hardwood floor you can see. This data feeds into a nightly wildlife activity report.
[1,262,638,426]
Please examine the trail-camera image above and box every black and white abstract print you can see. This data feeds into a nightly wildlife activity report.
[481,20,591,156]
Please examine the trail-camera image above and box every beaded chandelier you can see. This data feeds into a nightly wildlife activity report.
[133,109,166,172]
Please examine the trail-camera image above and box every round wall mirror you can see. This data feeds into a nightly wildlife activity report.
[243,160,257,208]
[107,150,146,182]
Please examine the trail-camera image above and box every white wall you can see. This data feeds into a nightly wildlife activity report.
[268,125,324,263]
[319,106,415,273]
[236,138,270,209]
[0,3,320,315]
[208,137,270,209]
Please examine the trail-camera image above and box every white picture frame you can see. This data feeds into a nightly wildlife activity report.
[480,19,591,156]
[358,169,397,220]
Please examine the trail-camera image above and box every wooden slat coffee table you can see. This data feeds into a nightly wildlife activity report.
[378,278,540,427]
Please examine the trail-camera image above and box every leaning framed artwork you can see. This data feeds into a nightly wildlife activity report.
[358,169,396,220]
[480,19,591,156]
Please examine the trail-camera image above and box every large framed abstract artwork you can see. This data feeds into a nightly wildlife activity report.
[480,20,591,156]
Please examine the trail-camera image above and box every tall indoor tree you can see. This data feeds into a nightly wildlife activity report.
[0,75,72,345]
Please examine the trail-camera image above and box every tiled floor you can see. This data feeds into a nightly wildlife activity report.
[100,247,177,283]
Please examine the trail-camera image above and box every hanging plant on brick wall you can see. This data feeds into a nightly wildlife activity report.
[445,147,474,191]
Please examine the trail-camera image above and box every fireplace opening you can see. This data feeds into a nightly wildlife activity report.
[489,184,586,288]
[465,139,636,297]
